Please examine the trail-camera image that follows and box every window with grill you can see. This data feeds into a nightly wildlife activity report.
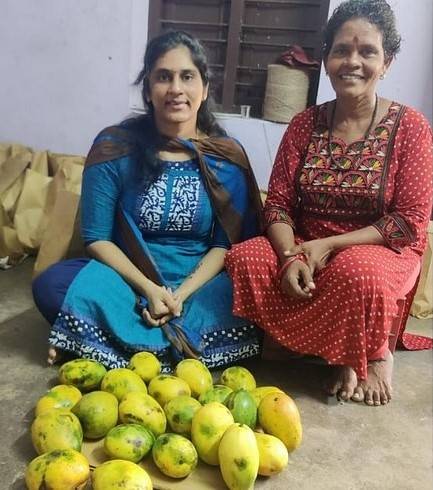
[148,0,330,118]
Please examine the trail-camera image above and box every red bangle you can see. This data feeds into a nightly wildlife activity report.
[277,253,306,281]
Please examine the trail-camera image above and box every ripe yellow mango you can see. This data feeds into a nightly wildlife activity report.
[174,359,213,398]
[164,395,202,436]
[25,448,90,490]
[148,374,191,407]
[220,366,256,391]
[31,409,83,455]
[35,384,82,416]
[191,402,234,466]
[72,391,118,439]
[119,391,167,437]
[92,459,152,489]
[101,368,147,402]
[104,423,155,463]
[199,384,233,405]
[258,392,302,452]
[152,433,198,478]
[218,423,259,490]
[249,386,283,408]
[254,432,289,476]
[58,359,106,391]
[128,351,161,382]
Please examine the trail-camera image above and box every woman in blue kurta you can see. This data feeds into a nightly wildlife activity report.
[32,31,263,370]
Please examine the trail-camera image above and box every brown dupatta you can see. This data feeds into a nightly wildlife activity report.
[86,126,263,244]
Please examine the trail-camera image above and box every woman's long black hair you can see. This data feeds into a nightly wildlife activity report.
[124,31,226,186]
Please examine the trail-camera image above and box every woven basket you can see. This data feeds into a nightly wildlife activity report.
[263,64,309,123]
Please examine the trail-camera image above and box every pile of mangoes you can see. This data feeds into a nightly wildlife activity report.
[25,353,302,489]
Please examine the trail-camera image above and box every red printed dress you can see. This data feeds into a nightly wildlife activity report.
[225,102,433,380]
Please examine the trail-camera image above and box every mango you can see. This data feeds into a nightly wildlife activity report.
[35,384,82,416]
[254,432,289,476]
[199,384,233,405]
[220,366,256,391]
[31,409,83,455]
[148,374,191,407]
[191,402,234,466]
[25,448,90,490]
[104,423,155,463]
[164,395,202,436]
[225,389,257,429]
[101,367,147,402]
[258,392,302,452]
[128,351,161,382]
[174,359,213,398]
[249,386,283,408]
[218,423,259,490]
[59,358,106,391]
[72,391,118,439]
[119,391,166,437]
[92,459,152,489]
[152,433,198,478]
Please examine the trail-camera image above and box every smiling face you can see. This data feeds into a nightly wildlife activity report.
[146,45,209,138]
[324,18,390,101]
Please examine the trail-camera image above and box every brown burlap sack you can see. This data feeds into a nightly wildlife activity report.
[0,144,33,257]
[32,158,85,277]
[0,143,85,271]
[263,64,309,123]
[33,190,83,278]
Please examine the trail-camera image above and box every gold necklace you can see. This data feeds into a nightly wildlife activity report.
[327,94,378,168]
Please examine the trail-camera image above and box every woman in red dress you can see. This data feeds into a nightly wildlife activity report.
[225,0,433,406]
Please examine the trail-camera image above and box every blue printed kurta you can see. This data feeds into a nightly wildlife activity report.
[48,154,261,369]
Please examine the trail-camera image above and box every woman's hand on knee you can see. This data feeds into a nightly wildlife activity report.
[280,261,315,299]
[285,238,334,275]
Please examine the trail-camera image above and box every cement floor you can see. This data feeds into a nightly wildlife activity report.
[1,259,432,489]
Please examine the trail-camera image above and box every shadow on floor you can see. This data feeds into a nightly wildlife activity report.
[242,357,329,403]
[0,307,50,366]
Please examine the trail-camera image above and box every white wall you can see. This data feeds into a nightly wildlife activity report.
[0,0,431,189]
[317,0,433,124]
[216,116,287,189]
[0,0,135,155]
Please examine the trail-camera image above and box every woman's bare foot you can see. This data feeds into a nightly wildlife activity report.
[324,365,358,401]
[47,346,62,365]
[352,350,393,406]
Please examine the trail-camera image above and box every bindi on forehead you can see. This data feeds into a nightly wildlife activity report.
[332,39,380,50]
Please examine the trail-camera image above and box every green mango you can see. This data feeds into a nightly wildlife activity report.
[225,389,257,429]
[198,384,233,405]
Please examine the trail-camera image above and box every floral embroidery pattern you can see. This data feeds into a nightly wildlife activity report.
[373,213,415,252]
[264,206,296,229]
[299,102,402,219]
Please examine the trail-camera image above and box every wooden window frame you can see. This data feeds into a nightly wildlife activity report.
[148,0,330,116]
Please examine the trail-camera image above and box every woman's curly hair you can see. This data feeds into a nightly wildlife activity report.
[323,0,401,61]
